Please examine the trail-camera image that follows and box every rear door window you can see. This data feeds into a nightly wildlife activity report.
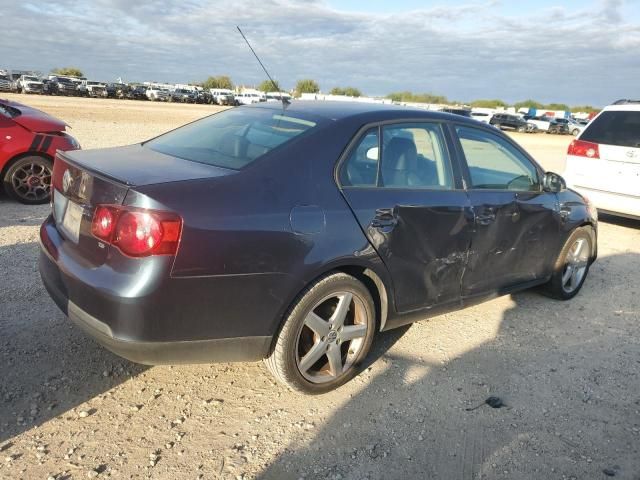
[340,123,454,190]
[580,111,640,148]
[380,124,453,189]
[340,128,379,187]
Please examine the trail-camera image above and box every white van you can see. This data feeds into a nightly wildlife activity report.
[235,92,265,105]
[563,100,640,219]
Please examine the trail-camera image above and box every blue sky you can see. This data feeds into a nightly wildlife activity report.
[3,0,640,106]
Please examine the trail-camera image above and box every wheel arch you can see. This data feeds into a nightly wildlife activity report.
[268,260,394,354]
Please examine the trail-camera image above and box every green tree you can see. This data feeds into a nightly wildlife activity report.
[544,103,570,111]
[202,75,234,90]
[51,67,84,78]
[470,99,508,108]
[295,79,320,96]
[513,99,544,111]
[570,105,599,113]
[257,79,280,92]
[330,86,362,97]
[387,91,449,104]
[343,87,362,97]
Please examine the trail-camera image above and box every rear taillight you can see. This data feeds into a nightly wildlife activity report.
[91,205,182,257]
[92,206,115,239]
[567,139,600,159]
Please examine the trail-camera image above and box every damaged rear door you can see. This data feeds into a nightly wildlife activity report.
[338,122,473,313]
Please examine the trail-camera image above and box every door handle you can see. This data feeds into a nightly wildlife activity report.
[371,208,397,229]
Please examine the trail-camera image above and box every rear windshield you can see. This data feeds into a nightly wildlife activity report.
[581,111,640,148]
[145,108,318,169]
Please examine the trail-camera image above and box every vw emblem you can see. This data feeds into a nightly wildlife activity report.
[626,150,637,158]
[62,169,73,193]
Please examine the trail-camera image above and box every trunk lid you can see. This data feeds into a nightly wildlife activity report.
[64,144,233,186]
[52,154,130,265]
[51,146,233,264]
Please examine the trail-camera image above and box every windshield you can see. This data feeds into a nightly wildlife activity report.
[146,108,318,170]
[24,76,39,81]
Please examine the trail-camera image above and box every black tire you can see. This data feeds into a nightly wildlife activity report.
[540,226,594,300]
[572,128,580,136]
[265,272,376,394]
[3,155,53,204]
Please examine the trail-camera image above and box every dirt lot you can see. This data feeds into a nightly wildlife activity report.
[1,95,639,480]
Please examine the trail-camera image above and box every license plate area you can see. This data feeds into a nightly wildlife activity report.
[56,193,84,243]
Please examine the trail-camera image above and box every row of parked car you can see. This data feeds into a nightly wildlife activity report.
[0,71,293,106]
[468,111,589,135]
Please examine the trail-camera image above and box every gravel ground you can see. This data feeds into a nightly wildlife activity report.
[0,95,639,480]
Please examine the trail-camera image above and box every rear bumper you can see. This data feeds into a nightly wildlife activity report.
[38,216,283,364]
[67,300,270,365]
[568,185,640,219]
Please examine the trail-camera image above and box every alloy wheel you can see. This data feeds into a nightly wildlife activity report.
[11,160,52,202]
[295,291,370,384]
[561,238,590,293]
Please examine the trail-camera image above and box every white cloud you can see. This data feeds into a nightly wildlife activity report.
[2,0,639,105]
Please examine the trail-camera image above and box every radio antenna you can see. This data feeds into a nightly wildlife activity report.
[236,26,289,106]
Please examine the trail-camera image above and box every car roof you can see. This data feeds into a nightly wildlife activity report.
[245,100,478,124]
[603,103,640,112]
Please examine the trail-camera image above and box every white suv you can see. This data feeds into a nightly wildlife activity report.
[563,100,640,219]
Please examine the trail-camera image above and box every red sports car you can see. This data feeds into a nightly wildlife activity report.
[1,99,80,204]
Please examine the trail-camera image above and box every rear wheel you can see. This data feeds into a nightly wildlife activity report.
[541,226,594,300]
[3,155,53,204]
[265,272,376,394]
[517,125,526,133]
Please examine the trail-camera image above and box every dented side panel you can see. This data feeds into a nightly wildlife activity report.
[340,188,473,313]
[461,190,560,297]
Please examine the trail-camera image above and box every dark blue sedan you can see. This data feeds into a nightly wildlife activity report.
[39,102,597,393]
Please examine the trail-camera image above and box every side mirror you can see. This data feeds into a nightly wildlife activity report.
[366,147,379,161]
[543,171,566,192]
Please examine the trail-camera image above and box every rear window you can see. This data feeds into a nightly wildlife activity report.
[581,111,640,148]
[145,108,318,170]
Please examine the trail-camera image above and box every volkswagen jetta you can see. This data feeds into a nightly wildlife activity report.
[39,102,597,394]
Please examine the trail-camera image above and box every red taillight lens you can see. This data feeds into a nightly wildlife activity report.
[91,206,182,257]
[115,211,163,256]
[92,206,116,240]
[567,139,600,159]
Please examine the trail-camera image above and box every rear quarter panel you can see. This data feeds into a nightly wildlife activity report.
[132,121,386,337]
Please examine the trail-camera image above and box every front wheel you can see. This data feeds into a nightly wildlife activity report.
[3,155,53,204]
[265,272,376,394]
[540,226,594,300]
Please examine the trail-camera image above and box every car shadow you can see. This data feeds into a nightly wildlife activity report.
[258,252,640,480]
[0,239,148,444]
